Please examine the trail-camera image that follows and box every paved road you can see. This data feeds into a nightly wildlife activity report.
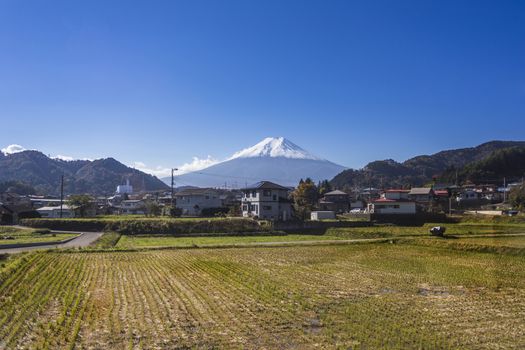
[0,231,104,254]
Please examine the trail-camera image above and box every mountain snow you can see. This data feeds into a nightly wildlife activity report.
[164,137,346,188]
[229,137,321,160]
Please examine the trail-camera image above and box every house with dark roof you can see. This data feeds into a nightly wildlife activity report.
[319,190,350,213]
[241,181,292,221]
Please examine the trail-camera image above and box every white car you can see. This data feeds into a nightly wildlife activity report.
[349,208,362,214]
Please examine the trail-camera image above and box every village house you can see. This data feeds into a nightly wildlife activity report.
[319,190,350,213]
[241,181,292,221]
[408,187,434,203]
[456,189,479,203]
[36,204,76,218]
[175,188,222,216]
[29,197,63,209]
[367,189,416,215]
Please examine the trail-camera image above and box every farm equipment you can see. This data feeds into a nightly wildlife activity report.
[429,226,446,237]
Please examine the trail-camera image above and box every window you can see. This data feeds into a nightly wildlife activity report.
[252,191,256,197]
[242,205,248,211]
[263,205,272,210]
[263,190,271,196]
[273,195,277,200]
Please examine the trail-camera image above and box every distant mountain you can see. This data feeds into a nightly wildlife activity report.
[165,137,347,188]
[0,150,169,195]
[330,141,525,189]
[439,146,525,184]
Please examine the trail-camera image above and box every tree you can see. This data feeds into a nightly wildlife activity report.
[145,200,162,217]
[509,184,525,210]
[291,178,319,220]
[67,195,93,218]
[318,179,332,196]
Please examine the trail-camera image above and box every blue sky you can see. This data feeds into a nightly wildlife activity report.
[1,0,524,177]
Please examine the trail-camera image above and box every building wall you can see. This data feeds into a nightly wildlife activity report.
[176,194,222,216]
[384,192,409,200]
[311,211,336,220]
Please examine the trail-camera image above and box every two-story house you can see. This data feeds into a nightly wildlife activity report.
[319,190,350,213]
[175,188,222,216]
[241,181,292,221]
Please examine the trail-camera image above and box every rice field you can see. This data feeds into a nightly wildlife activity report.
[451,235,525,248]
[1,242,524,349]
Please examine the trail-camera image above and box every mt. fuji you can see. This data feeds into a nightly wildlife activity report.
[165,137,346,188]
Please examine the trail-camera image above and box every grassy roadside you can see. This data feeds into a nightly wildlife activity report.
[0,226,78,246]
[88,232,121,249]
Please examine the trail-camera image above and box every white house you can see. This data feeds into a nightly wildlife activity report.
[175,188,222,216]
[367,198,416,215]
[37,205,76,218]
[367,189,415,214]
[241,181,292,221]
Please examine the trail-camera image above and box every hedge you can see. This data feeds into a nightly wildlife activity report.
[20,218,271,236]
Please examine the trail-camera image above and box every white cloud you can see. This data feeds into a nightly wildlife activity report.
[1,144,26,154]
[132,156,220,178]
[176,156,220,174]
[53,154,75,161]
[131,162,173,178]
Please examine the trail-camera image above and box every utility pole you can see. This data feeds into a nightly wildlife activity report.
[171,168,178,209]
[503,177,507,203]
[59,174,64,218]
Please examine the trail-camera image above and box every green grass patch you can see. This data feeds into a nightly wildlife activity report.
[89,232,121,249]
[20,217,271,235]
[116,234,347,248]
[0,226,78,245]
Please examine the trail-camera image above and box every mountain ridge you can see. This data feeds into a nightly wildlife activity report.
[0,151,169,195]
[330,140,525,190]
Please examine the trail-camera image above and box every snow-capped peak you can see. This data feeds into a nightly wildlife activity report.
[229,137,322,160]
